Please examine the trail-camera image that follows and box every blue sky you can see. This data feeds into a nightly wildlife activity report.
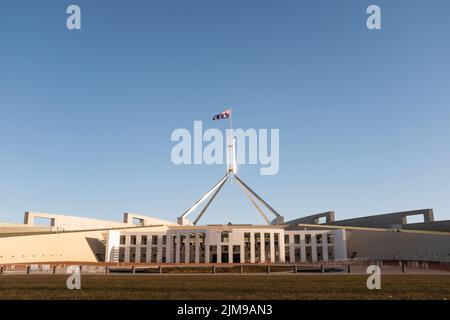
[1,0,449,225]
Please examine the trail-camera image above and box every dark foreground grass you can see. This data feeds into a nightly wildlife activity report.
[0,274,449,300]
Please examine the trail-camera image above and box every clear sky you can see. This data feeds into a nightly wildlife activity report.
[1,0,449,225]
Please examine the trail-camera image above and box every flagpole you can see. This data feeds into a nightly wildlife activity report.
[228,108,233,176]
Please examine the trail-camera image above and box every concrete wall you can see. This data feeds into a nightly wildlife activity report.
[331,209,434,229]
[0,223,52,234]
[123,212,177,226]
[346,229,450,262]
[24,212,128,231]
[286,211,335,225]
[0,230,107,264]
[402,220,450,233]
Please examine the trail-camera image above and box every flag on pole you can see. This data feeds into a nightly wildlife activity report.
[212,109,231,120]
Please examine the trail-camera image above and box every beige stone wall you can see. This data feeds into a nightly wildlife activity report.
[0,231,106,264]
[24,212,129,231]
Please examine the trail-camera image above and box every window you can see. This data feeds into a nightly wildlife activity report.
[180,234,186,263]
[294,235,300,244]
[305,235,311,245]
[233,245,240,263]
[209,245,217,263]
[162,235,167,245]
[405,214,425,224]
[264,233,270,245]
[141,236,147,245]
[120,235,126,245]
[221,231,230,243]
[284,234,290,244]
[327,234,334,244]
[295,247,301,263]
[316,234,322,244]
[285,249,290,263]
[132,217,144,226]
[129,247,136,262]
[221,245,229,263]
[318,216,327,224]
[130,236,137,245]
[152,235,158,245]
[140,247,147,262]
[33,217,54,227]
[119,247,125,262]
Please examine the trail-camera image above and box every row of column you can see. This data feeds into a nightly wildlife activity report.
[169,232,205,263]
[167,231,285,264]
[118,232,335,264]
[123,234,165,263]
[285,233,330,263]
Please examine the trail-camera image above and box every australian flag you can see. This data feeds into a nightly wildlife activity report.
[212,109,231,120]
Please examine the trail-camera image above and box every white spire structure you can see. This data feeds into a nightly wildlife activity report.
[177,109,284,226]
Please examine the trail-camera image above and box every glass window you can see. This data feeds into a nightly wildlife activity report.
[316,234,322,244]
[305,235,311,245]
[221,231,229,243]
[327,234,334,244]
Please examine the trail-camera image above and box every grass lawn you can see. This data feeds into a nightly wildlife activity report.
[0,274,449,300]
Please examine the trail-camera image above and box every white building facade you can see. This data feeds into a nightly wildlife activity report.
[106,225,348,264]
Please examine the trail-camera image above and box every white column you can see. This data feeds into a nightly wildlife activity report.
[260,235,265,263]
[288,234,295,263]
[311,233,318,263]
[146,244,151,263]
[135,235,141,263]
[217,245,222,263]
[157,235,162,263]
[279,233,285,263]
[166,235,172,263]
[240,244,245,263]
[195,232,200,263]
[300,234,306,262]
[105,230,120,262]
[124,235,130,262]
[205,244,210,263]
[228,245,233,264]
[175,234,181,263]
[270,233,275,263]
[333,229,347,260]
[185,234,190,263]
[250,232,255,263]
[322,235,329,262]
